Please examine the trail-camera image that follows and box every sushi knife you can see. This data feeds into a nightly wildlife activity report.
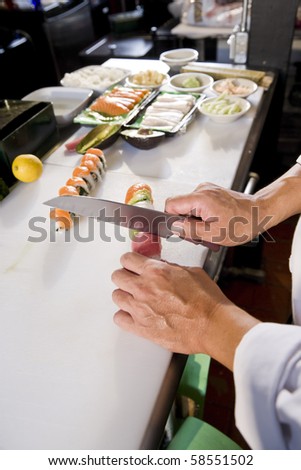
[43,195,186,239]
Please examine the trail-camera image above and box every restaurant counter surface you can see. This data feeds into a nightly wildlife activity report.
[0,59,272,449]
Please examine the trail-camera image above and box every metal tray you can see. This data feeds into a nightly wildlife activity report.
[123,91,206,135]
[73,87,159,127]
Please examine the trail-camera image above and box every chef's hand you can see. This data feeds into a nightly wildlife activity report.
[112,252,259,370]
[166,182,261,247]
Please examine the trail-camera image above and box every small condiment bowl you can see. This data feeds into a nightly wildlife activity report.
[211,78,258,98]
[160,48,198,72]
[125,72,170,89]
[198,95,251,123]
[169,72,213,93]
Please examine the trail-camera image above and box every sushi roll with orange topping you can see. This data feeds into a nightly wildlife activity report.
[81,154,105,176]
[80,158,102,183]
[58,185,80,197]
[72,165,96,191]
[66,177,90,196]
[85,148,107,170]
[50,147,107,231]
[51,186,79,231]
[125,183,161,259]
[50,208,74,231]
[125,183,153,206]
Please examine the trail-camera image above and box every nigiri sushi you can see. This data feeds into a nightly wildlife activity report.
[125,183,161,259]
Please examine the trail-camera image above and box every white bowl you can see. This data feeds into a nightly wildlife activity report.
[22,86,93,126]
[125,72,170,89]
[169,72,213,93]
[198,95,251,123]
[211,78,258,98]
[160,48,198,72]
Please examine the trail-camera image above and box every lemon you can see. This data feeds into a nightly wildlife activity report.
[12,154,43,183]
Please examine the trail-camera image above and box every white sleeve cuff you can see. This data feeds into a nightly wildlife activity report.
[233,322,301,449]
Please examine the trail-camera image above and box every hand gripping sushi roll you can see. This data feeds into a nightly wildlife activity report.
[125,183,162,260]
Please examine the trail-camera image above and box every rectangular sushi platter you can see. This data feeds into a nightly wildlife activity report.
[73,85,206,137]
[73,87,160,127]
[124,91,206,135]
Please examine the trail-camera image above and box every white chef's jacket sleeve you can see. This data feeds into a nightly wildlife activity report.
[234,322,301,449]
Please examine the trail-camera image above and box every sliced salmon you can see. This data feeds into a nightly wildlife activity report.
[90,96,130,116]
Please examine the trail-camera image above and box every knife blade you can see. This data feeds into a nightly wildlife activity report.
[43,195,185,239]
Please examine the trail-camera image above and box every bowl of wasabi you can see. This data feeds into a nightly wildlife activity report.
[169,72,214,93]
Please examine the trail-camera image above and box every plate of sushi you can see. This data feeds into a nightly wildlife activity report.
[124,91,206,134]
[73,85,159,127]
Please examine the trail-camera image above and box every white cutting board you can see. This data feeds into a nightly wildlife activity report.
[0,73,265,448]
[0,162,207,450]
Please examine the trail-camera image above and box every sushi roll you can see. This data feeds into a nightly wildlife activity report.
[85,147,107,170]
[81,154,105,176]
[51,186,78,231]
[50,147,107,231]
[72,165,96,191]
[50,208,74,231]
[66,177,90,196]
[125,183,162,260]
[125,183,154,207]
[80,158,102,183]
[58,185,80,197]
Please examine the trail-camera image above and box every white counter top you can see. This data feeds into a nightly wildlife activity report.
[0,59,268,450]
